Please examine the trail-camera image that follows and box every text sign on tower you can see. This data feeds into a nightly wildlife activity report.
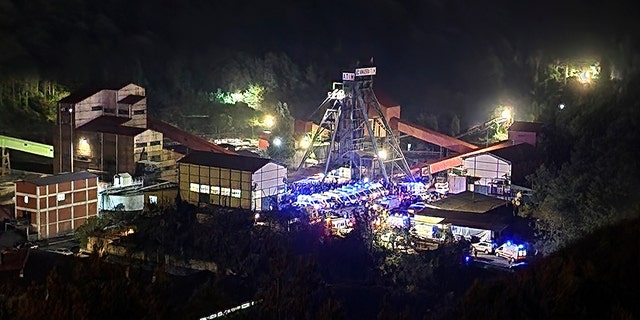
[355,67,377,77]
[342,72,355,81]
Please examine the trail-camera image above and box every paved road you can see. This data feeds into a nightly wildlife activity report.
[468,252,527,270]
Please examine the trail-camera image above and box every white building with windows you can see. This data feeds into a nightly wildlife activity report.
[462,143,539,196]
[178,151,287,211]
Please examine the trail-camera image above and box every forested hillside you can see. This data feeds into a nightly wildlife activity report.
[448,216,640,319]
[2,0,640,142]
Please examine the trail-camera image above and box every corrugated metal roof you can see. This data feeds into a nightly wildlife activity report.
[58,82,131,104]
[58,88,104,104]
[76,116,146,136]
[411,141,512,175]
[427,191,508,213]
[418,209,509,231]
[118,95,145,104]
[178,151,272,172]
[148,116,236,155]
[21,171,98,186]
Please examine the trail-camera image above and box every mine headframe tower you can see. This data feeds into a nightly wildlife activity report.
[297,67,413,183]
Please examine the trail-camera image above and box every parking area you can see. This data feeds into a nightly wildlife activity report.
[275,176,532,271]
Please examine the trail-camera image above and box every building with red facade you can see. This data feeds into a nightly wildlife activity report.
[14,171,98,240]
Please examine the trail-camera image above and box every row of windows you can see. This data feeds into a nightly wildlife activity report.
[135,141,162,148]
[189,183,242,198]
[24,193,66,204]
[89,106,145,115]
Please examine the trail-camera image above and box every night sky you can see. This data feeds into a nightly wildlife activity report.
[1,0,638,125]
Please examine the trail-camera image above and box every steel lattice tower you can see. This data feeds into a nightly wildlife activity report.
[297,67,413,183]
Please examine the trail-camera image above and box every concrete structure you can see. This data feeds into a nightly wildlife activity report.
[56,84,159,176]
[98,173,145,212]
[14,171,98,240]
[55,84,234,182]
[142,182,179,208]
[178,151,287,211]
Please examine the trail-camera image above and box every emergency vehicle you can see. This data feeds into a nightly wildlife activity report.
[495,241,527,262]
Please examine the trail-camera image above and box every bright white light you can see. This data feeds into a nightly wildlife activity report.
[559,103,565,110]
[578,71,591,84]
[68,108,73,113]
[263,115,275,128]
[300,136,311,149]
[273,137,282,147]
[254,213,260,220]
[377,150,387,160]
[501,108,511,120]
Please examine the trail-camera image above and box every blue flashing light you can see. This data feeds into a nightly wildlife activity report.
[464,256,471,263]
[506,240,512,246]
[518,244,525,249]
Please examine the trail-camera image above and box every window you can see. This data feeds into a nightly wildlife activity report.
[210,186,220,195]
[104,108,115,114]
[199,185,210,194]
[57,193,66,201]
[221,187,230,196]
[149,141,161,146]
[91,106,103,111]
[133,109,145,115]
[231,189,242,198]
[149,195,158,204]
[190,183,199,192]
[118,109,129,115]
[135,142,147,148]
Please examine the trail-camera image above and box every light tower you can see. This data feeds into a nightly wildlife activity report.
[297,67,413,183]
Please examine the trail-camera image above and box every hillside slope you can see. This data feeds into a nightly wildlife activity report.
[449,216,640,319]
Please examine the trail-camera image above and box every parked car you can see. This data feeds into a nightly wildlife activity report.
[407,201,427,213]
[471,241,496,254]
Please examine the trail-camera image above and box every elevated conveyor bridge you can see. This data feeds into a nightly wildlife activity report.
[0,135,54,176]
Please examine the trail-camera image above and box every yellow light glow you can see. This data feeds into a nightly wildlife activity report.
[263,115,275,128]
[501,109,511,120]
[300,136,311,149]
[78,137,91,157]
[377,150,388,160]
[577,71,591,84]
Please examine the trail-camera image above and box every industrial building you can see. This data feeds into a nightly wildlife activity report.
[55,83,160,177]
[98,174,178,212]
[178,151,287,211]
[462,142,540,195]
[55,83,234,182]
[14,171,98,240]
[413,191,512,243]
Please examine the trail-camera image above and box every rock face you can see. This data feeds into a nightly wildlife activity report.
[87,235,218,273]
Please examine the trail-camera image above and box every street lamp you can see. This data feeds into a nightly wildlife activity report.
[300,136,311,149]
[377,149,387,160]
[273,137,282,147]
[501,108,511,121]
[263,114,275,128]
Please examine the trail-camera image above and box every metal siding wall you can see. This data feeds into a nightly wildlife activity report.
[464,154,511,183]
